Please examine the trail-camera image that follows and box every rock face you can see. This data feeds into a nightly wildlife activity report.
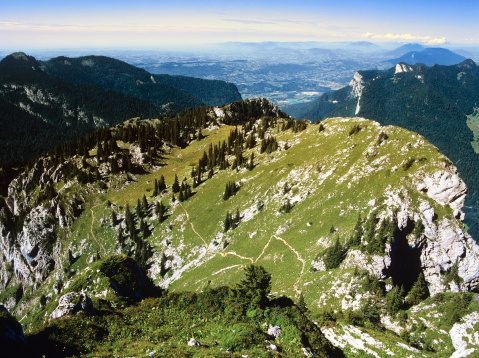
[449,311,479,358]
[50,292,94,320]
[341,163,479,297]
[394,63,415,74]
[416,170,467,211]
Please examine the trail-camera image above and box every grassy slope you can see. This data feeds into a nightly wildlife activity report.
[63,116,456,300]
[21,116,473,357]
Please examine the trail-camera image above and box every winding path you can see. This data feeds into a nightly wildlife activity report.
[178,202,306,295]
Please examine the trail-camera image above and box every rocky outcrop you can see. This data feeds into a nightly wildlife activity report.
[416,170,467,212]
[50,292,94,320]
[349,72,365,115]
[449,311,479,358]
[394,63,415,74]
[268,325,281,338]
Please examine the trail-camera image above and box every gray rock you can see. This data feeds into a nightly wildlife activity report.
[418,170,467,211]
[449,311,479,358]
[267,344,278,351]
[187,337,202,347]
[268,325,281,338]
[51,292,94,320]
[301,347,314,357]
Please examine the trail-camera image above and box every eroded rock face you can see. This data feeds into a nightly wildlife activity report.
[449,311,479,358]
[347,164,479,297]
[416,170,467,211]
[50,292,94,320]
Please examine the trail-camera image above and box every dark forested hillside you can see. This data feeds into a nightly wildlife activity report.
[288,60,479,239]
[0,53,162,165]
[42,55,241,108]
[153,74,242,106]
[0,53,241,165]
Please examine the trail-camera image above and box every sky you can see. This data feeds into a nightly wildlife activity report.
[1,0,479,50]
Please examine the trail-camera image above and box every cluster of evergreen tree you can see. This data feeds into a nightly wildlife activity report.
[324,237,345,270]
[281,118,308,132]
[260,136,279,154]
[155,201,168,223]
[122,201,152,269]
[223,181,238,200]
[224,209,241,232]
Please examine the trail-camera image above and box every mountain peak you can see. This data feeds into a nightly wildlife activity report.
[457,58,477,69]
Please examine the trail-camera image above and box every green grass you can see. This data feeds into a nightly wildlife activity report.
[9,115,474,357]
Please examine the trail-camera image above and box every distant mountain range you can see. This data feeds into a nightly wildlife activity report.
[383,47,467,67]
[286,59,479,239]
[0,53,241,165]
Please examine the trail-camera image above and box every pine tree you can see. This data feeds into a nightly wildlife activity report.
[142,194,149,216]
[224,211,232,232]
[158,175,166,192]
[406,272,429,306]
[172,174,180,193]
[136,198,144,219]
[385,285,405,315]
[325,237,343,269]
[142,219,150,238]
[230,265,272,311]
[348,214,363,247]
[297,292,309,314]
[111,210,117,226]
[156,201,167,223]
[125,203,134,233]
[152,179,158,197]
[248,152,254,171]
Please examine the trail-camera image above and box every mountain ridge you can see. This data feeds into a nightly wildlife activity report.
[1,98,478,356]
[285,59,479,240]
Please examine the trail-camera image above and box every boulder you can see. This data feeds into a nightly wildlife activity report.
[51,292,94,320]
[187,337,202,347]
[267,325,281,338]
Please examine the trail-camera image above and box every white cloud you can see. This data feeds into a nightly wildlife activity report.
[362,32,446,45]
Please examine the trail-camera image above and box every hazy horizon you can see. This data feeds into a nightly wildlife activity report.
[2,0,479,51]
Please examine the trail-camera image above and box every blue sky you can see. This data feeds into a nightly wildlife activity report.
[1,0,478,49]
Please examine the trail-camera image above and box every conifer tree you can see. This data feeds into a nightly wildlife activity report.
[125,203,133,232]
[385,285,405,315]
[230,265,272,311]
[248,152,254,171]
[348,214,363,247]
[325,237,343,269]
[406,272,429,306]
[224,211,232,232]
[111,210,117,226]
[152,179,158,197]
[142,194,149,216]
[117,227,125,249]
[297,292,309,314]
[136,198,144,219]
[158,175,166,192]
[172,174,180,193]
[156,201,167,223]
